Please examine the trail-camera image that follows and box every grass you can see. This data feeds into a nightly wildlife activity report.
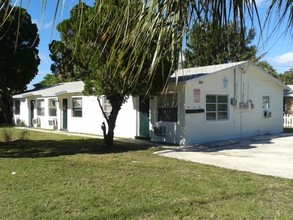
[0,128,292,219]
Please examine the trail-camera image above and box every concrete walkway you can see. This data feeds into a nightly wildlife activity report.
[155,134,293,179]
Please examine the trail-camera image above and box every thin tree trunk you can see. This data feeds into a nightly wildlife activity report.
[105,96,124,147]
[97,95,125,147]
[0,94,13,124]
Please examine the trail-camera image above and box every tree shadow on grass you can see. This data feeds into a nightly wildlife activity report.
[0,138,152,158]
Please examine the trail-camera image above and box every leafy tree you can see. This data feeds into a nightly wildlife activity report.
[183,23,257,67]
[33,74,59,89]
[0,2,40,124]
[279,69,293,85]
[2,0,292,96]
[50,1,171,147]
[256,61,279,78]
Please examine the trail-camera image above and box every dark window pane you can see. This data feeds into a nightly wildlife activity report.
[158,108,177,122]
[218,112,228,120]
[206,95,216,103]
[217,104,228,111]
[206,104,216,111]
[218,96,228,103]
[206,113,216,120]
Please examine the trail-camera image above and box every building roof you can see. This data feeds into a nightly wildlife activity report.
[13,81,84,99]
[170,61,289,90]
[284,85,293,97]
[170,61,248,82]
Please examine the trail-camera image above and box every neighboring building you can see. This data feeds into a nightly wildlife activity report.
[12,81,150,139]
[284,85,293,115]
[149,61,289,145]
[13,61,289,145]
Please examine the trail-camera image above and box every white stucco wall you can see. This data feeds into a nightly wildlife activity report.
[150,65,285,146]
[184,65,284,145]
[150,84,185,145]
[13,94,139,139]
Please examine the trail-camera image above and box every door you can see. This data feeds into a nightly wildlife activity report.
[30,100,35,127]
[62,99,68,130]
[139,96,150,138]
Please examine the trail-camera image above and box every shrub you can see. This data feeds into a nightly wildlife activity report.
[16,119,26,127]
[18,129,30,140]
[2,128,14,142]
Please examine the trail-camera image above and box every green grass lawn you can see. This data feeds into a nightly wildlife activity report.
[0,128,292,219]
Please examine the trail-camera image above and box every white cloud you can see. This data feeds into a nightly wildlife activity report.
[272,52,293,65]
[43,21,53,30]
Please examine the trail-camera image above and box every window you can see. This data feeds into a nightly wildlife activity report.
[37,99,45,116]
[14,99,21,115]
[262,96,270,109]
[158,93,178,122]
[263,96,271,118]
[49,99,57,116]
[206,95,228,121]
[72,98,82,117]
[102,96,112,118]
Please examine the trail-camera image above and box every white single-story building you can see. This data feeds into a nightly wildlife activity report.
[284,85,293,115]
[149,61,290,145]
[12,81,150,139]
[13,61,289,145]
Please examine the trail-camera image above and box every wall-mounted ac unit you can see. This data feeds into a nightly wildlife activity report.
[154,126,166,136]
[263,110,272,118]
[48,118,57,126]
[32,118,41,127]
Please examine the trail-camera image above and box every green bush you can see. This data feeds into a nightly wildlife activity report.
[18,129,30,140]
[0,128,30,142]
[1,128,14,142]
[16,119,26,127]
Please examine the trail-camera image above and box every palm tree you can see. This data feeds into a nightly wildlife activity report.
[1,0,292,92]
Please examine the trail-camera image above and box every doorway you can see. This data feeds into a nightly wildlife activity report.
[62,99,68,130]
[30,100,35,127]
[138,96,150,138]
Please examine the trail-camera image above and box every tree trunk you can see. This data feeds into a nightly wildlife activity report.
[104,96,124,147]
[97,95,125,148]
[0,94,13,124]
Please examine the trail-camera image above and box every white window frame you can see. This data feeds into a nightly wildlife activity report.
[36,99,45,116]
[48,99,57,116]
[72,97,82,118]
[206,94,229,121]
[262,95,271,118]
[14,99,21,115]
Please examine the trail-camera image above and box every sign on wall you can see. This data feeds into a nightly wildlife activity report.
[194,89,201,103]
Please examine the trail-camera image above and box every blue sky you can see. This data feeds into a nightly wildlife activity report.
[11,0,293,89]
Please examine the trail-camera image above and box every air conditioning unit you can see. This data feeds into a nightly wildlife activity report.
[48,118,58,129]
[32,118,41,127]
[154,126,166,136]
[263,110,272,118]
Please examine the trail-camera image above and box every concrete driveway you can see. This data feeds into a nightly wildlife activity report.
[155,134,293,179]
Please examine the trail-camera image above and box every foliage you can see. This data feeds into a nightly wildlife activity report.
[183,23,257,67]
[0,3,40,123]
[50,1,171,146]
[1,128,14,142]
[33,74,59,89]
[279,69,293,85]
[257,61,279,78]
[15,118,26,127]
[0,128,30,142]
[0,129,292,219]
